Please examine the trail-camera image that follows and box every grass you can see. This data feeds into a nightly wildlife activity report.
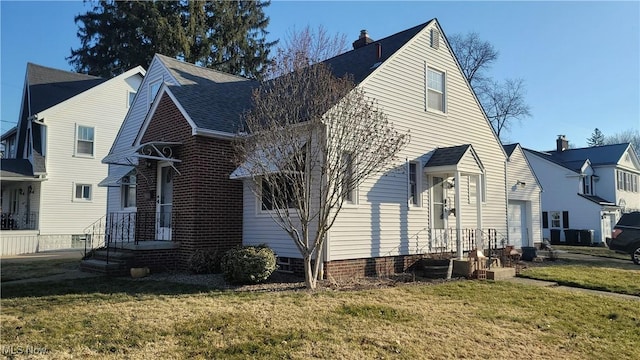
[2,277,639,359]
[1,258,81,282]
[552,245,631,260]
[519,263,640,296]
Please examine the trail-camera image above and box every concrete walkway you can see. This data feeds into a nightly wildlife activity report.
[1,249,101,285]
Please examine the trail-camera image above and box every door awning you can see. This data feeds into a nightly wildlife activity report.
[103,141,182,165]
[230,142,306,180]
[98,165,135,187]
[423,144,484,175]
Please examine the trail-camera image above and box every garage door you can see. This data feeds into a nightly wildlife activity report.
[508,201,527,248]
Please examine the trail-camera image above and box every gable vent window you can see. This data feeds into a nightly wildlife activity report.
[430,29,440,49]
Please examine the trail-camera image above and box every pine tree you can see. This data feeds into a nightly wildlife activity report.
[587,128,605,147]
[68,1,275,79]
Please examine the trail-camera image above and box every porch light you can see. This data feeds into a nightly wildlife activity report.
[516,180,526,189]
[19,188,24,195]
[28,185,34,194]
[446,179,455,189]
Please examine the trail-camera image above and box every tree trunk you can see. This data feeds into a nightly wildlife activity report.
[304,254,316,289]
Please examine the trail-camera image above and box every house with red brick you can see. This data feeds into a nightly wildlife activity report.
[85,19,538,278]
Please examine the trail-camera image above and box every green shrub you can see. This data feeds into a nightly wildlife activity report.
[221,245,277,284]
[188,248,221,274]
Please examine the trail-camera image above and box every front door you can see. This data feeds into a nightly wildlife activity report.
[601,213,615,244]
[508,201,527,248]
[156,163,173,240]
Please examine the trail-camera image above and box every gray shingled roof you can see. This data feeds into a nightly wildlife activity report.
[27,63,106,115]
[578,194,615,206]
[156,54,257,133]
[524,143,631,173]
[324,20,433,83]
[502,143,518,157]
[0,159,34,177]
[425,144,471,167]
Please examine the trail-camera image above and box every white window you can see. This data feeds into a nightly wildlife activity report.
[261,177,295,211]
[149,81,161,107]
[121,175,136,209]
[427,68,445,112]
[409,162,420,206]
[617,170,623,190]
[128,91,136,107]
[550,211,561,228]
[342,152,355,203]
[74,184,92,201]
[76,125,94,156]
[583,176,593,195]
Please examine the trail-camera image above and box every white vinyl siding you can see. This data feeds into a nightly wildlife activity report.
[35,69,142,237]
[241,22,509,262]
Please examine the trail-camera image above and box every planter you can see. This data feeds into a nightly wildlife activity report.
[417,259,450,279]
[130,267,150,278]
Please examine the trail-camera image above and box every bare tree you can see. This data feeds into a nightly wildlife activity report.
[267,24,348,78]
[234,63,409,289]
[449,32,498,87]
[479,78,532,139]
[449,32,531,141]
[605,128,640,152]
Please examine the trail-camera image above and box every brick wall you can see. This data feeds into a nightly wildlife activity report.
[323,254,424,280]
[135,93,243,271]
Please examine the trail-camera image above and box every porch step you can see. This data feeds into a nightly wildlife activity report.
[80,249,134,276]
[486,267,516,280]
[79,259,130,276]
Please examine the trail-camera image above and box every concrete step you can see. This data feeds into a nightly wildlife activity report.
[87,249,134,262]
[80,259,129,276]
[486,267,516,280]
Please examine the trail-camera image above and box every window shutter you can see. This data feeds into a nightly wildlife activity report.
[562,211,569,229]
[542,212,548,229]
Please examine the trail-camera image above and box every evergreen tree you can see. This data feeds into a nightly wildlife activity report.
[68,1,275,79]
[587,128,605,147]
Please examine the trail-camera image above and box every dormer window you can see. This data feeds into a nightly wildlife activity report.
[583,175,593,195]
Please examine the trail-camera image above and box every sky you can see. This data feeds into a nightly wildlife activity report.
[1,0,639,151]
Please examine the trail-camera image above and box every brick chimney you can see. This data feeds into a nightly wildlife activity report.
[352,29,374,49]
[556,135,569,152]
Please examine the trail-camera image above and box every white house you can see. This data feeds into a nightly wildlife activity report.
[235,20,513,277]
[503,144,543,248]
[0,63,144,255]
[524,135,640,245]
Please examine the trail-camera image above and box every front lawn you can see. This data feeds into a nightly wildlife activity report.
[519,264,640,296]
[1,258,80,282]
[1,277,638,359]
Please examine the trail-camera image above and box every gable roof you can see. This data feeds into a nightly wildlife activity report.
[524,143,631,173]
[324,20,433,84]
[26,63,106,115]
[425,144,471,167]
[502,144,518,157]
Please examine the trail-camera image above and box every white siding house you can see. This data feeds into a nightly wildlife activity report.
[504,144,543,248]
[524,136,639,245]
[0,63,144,255]
[239,20,509,270]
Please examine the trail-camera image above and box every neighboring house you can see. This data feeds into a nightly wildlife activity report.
[524,135,640,245]
[0,63,144,255]
[89,19,528,278]
[503,144,543,248]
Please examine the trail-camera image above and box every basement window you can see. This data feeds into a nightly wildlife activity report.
[276,257,293,273]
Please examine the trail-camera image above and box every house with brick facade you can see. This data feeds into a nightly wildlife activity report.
[84,19,534,278]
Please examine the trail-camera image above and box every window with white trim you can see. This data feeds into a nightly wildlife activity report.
[149,81,161,108]
[121,174,136,209]
[550,211,561,228]
[128,91,136,107]
[76,125,94,156]
[342,152,355,203]
[261,177,295,211]
[582,175,593,195]
[409,162,420,206]
[74,184,92,201]
[617,170,639,192]
[427,68,445,112]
